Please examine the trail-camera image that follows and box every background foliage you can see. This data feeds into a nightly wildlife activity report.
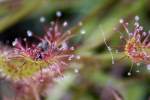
[0,0,150,100]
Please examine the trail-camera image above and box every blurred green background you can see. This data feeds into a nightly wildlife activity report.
[0,0,150,100]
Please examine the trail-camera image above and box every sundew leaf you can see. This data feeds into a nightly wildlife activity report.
[0,55,51,80]
[0,0,42,32]
[78,0,147,52]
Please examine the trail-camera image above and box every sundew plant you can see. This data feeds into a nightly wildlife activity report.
[0,0,149,100]
[119,16,150,75]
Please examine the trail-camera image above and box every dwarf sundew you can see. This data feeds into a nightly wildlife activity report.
[0,17,81,80]
[102,16,150,75]
[119,16,150,75]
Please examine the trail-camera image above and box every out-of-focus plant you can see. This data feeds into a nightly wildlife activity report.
[118,16,150,75]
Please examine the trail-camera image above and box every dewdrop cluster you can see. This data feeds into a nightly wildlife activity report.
[119,16,150,75]
[0,15,81,81]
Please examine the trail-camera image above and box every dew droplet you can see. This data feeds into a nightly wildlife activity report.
[76,55,81,60]
[107,46,112,51]
[135,16,140,21]
[143,32,147,36]
[56,11,62,17]
[134,22,139,27]
[119,19,124,23]
[139,26,143,30]
[63,21,68,27]
[27,30,33,37]
[127,72,131,76]
[70,46,75,51]
[125,22,129,26]
[80,29,86,34]
[23,38,27,41]
[12,38,18,46]
[40,16,46,23]
[74,69,79,73]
